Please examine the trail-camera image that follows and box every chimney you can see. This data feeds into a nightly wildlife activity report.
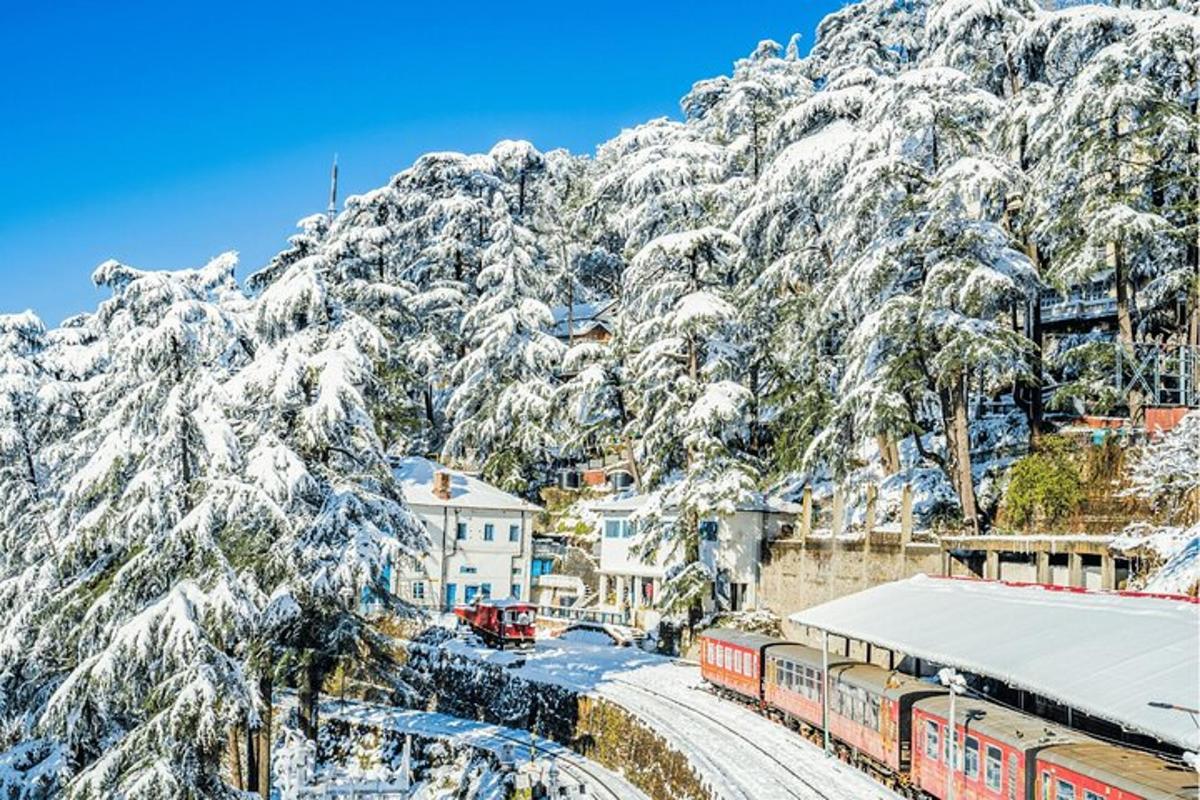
[433,470,452,501]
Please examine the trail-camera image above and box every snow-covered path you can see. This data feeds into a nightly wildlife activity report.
[319,699,650,800]
[444,635,902,800]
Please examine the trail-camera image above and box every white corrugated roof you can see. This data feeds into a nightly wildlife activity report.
[789,575,1200,751]
[394,457,541,512]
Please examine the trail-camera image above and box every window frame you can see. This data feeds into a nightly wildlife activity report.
[985,745,1002,791]
[1055,779,1076,800]
[483,523,495,541]
[924,720,940,761]
[456,521,467,540]
[509,524,520,542]
[963,736,979,780]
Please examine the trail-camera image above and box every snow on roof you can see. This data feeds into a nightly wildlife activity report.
[549,298,617,339]
[393,456,541,513]
[790,575,1200,751]
[587,492,797,515]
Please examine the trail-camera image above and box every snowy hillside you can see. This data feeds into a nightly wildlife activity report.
[0,0,1197,796]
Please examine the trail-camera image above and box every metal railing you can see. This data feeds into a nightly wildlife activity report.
[538,604,629,626]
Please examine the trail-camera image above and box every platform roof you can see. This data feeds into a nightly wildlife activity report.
[789,575,1200,751]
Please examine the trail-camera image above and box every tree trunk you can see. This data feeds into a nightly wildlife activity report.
[876,434,901,475]
[298,657,322,743]
[245,717,259,792]
[1112,241,1144,421]
[227,726,243,791]
[258,676,273,800]
[949,378,979,534]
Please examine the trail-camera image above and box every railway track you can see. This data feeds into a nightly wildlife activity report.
[607,676,833,800]
[481,727,634,800]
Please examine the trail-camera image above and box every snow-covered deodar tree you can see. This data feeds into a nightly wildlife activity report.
[442,194,564,490]
[623,228,758,622]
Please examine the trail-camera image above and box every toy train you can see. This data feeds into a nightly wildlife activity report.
[698,628,1197,800]
[454,597,538,649]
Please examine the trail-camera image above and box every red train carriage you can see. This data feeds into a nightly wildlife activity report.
[698,628,783,703]
[1036,742,1199,800]
[912,694,1084,800]
[764,643,848,732]
[454,597,537,649]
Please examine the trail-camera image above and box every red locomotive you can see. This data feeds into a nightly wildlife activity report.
[698,628,1196,800]
[454,597,537,649]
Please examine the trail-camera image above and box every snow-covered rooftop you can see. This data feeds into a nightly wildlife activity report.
[587,491,796,515]
[393,456,541,513]
[789,575,1200,751]
[549,298,617,338]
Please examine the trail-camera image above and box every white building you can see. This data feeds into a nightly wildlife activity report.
[591,494,794,618]
[393,457,541,609]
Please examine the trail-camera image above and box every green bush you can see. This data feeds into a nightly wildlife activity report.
[1004,436,1084,529]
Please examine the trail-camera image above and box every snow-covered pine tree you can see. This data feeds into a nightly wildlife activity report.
[238,243,426,758]
[30,254,265,798]
[442,193,565,490]
[622,228,758,619]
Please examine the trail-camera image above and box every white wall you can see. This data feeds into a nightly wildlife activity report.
[597,510,678,578]
[700,510,782,609]
[395,503,532,607]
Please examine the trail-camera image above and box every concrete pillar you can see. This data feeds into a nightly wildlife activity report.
[985,550,1000,581]
[864,484,878,550]
[832,488,845,537]
[900,484,914,546]
[652,578,661,607]
[1101,556,1116,590]
[633,576,643,608]
[941,550,952,577]
[598,573,609,605]
[801,487,813,540]
[1036,551,1051,585]
[615,575,627,608]
[1068,552,1083,588]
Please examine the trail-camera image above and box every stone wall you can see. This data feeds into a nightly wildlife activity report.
[760,536,942,643]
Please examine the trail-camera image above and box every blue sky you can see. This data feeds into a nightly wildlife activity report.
[0,0,842,326]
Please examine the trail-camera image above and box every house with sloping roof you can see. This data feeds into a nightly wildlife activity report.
[589,492,795,622]
[392,456,541,609]
[549,298,617,345]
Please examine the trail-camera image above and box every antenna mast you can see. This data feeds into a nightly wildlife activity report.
[327,154,339,223]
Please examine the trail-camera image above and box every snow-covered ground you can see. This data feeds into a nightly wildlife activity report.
[441,636,901,800]
[320,699,650,800]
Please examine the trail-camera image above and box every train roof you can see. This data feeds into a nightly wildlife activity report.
[913,694,1083,751]
[1039,742,1200,800]
[699,627,785,651]
[830,663,943,699]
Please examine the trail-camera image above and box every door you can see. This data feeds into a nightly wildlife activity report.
[445,583,457,609]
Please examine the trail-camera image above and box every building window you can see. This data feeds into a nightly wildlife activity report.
[511,583,521,598]
[925,721,939,760]
[459,565,477,574]
[480,582,492,598]
[605,519,622,538]
[1055,780,1076,800]
[509,524,520,542]
[464,585,478,603]
[456,522,467,540]
[964,736,979,779]
[985,745,1002,791]
[699,519,719,541]
[484,524,495,541]
[512,566,521,574]
[412,581,425,600]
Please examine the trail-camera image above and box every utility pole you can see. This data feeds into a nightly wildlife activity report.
[939,668,967,800]
[327,154,339,224]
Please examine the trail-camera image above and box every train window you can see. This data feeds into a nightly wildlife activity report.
[963,736,979,779]
[744,655,754,677]
[716,646,724,668]
[733,650,742,674]
[1083,792,1102,800]
[925,721,939,760]
[1054,779,1076,800]
[706,642,715,664]
[985,745,1002,790]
